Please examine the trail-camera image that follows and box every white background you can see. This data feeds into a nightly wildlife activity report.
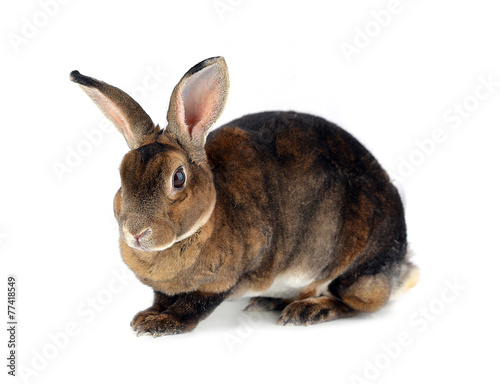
[1,0,499,383]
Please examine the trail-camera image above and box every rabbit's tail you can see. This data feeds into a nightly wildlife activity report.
[389,249,419,301]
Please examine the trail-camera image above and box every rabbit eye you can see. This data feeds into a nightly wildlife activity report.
[173,167,186,189]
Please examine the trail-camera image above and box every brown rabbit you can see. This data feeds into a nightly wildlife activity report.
[70,57,418,336]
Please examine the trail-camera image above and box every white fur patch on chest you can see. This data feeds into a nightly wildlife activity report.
[243,272,316,299]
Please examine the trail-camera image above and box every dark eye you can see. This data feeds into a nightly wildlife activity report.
[173,167,186,189]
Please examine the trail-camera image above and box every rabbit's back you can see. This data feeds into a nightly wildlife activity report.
[208,111,389,183]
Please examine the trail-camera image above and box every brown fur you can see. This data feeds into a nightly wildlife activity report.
[278,297,356,326]
[70,57,418,336]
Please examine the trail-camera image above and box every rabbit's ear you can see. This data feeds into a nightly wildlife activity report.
[166,57,229,160]
[70,71,157,150]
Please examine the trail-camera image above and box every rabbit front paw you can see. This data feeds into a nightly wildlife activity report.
[133,312,196,337]
[130,306,162,330]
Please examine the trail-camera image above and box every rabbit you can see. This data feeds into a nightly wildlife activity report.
[70,56,418,336]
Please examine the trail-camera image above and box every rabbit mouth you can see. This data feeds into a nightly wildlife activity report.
[126,237,176,252]
[128,223,204,252]
[121,226,176,252]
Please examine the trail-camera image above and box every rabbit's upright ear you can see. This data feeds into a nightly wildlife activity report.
[70,71,158,149]
[166,57,229,161]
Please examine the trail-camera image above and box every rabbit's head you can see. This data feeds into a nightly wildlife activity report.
[70,57,229,251]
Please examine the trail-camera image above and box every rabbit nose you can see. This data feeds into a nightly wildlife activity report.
[134,228,152,242]
[122,223,154,250]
